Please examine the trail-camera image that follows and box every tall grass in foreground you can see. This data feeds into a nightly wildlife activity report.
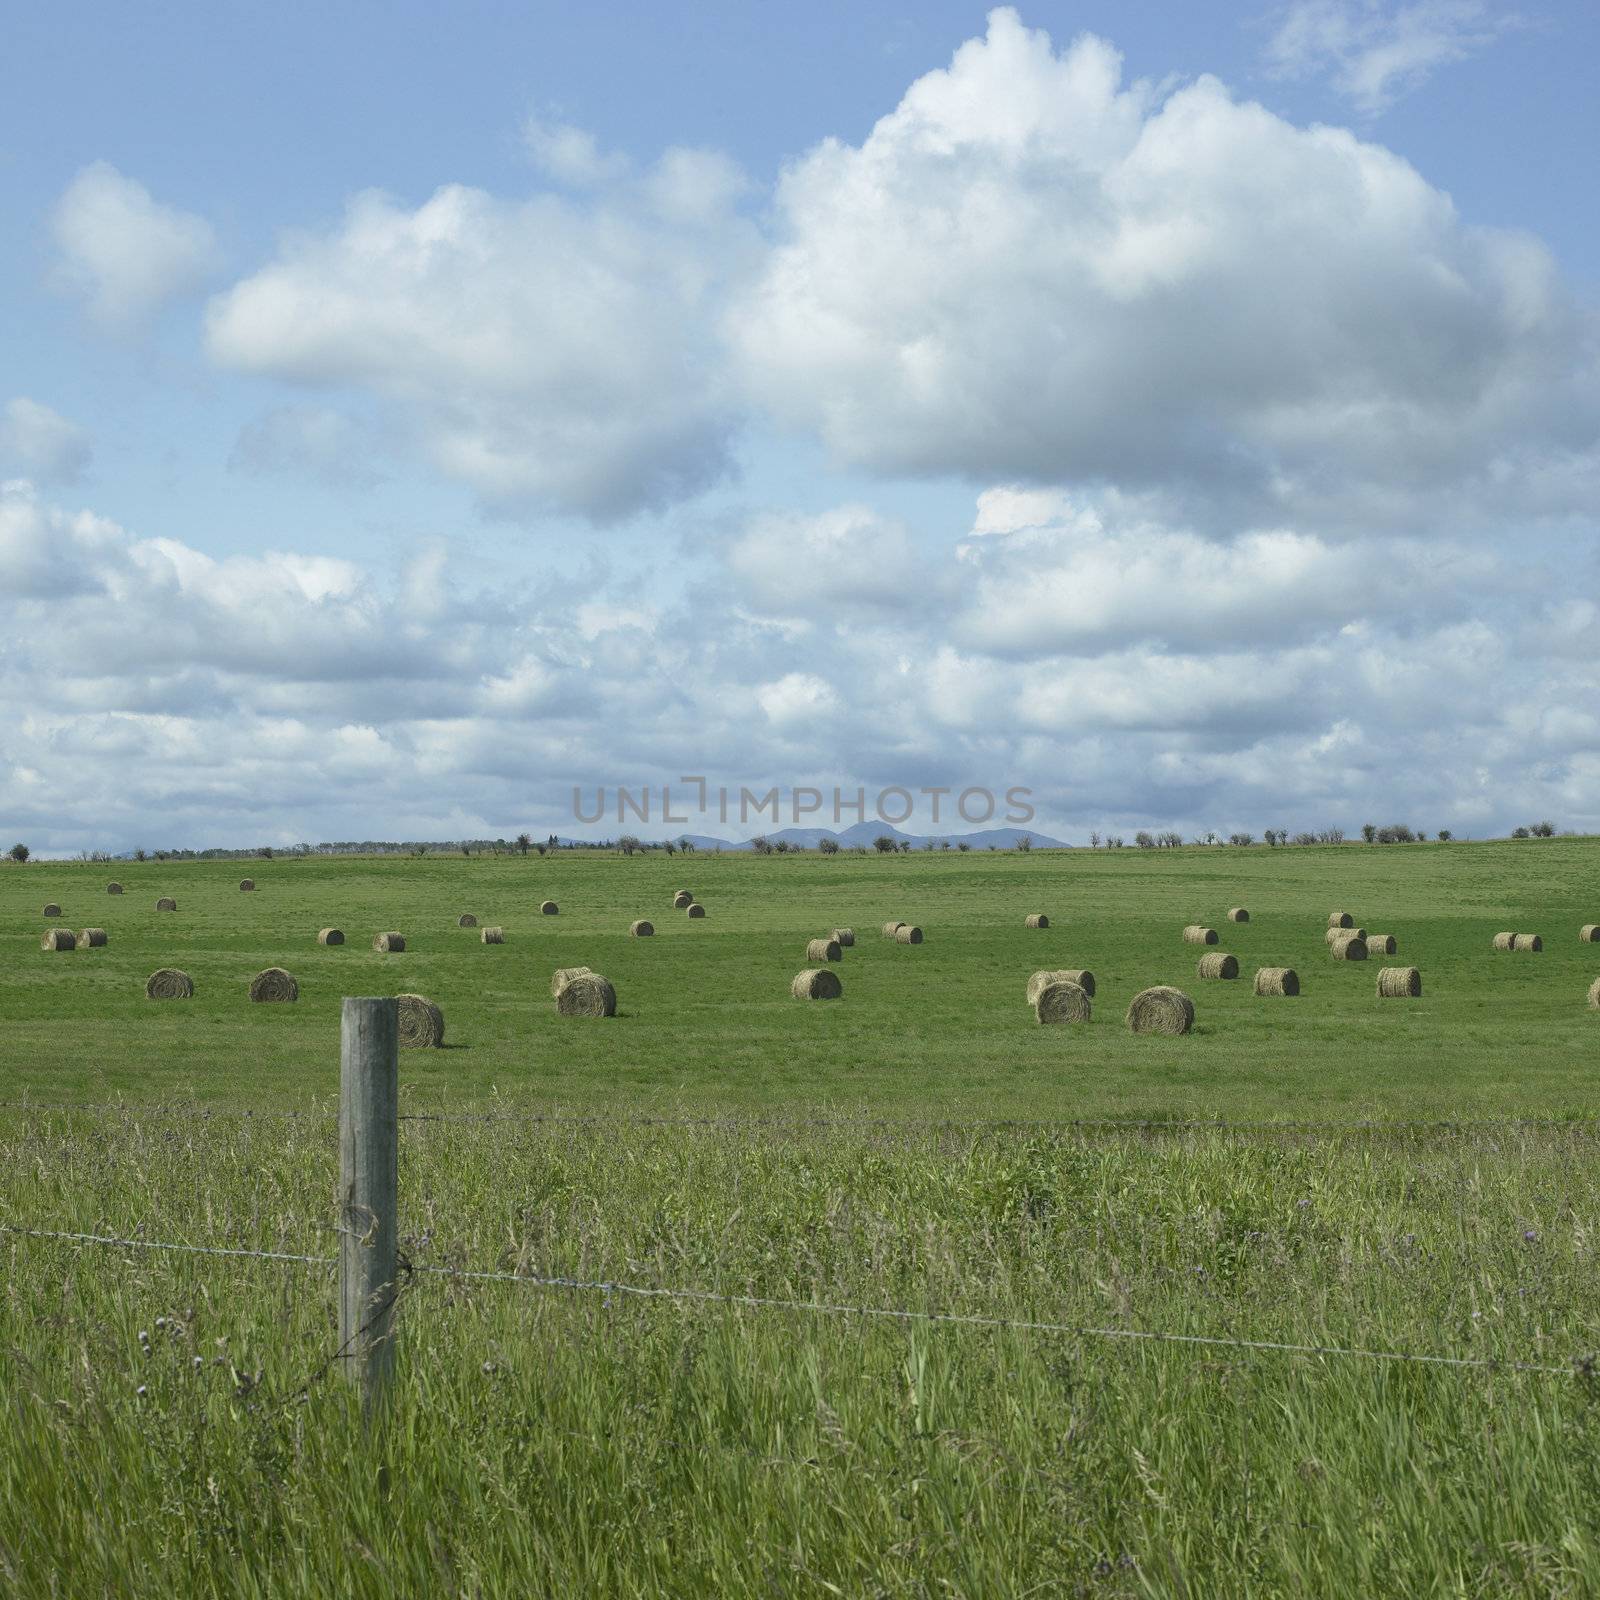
[3,1108,1600,1596]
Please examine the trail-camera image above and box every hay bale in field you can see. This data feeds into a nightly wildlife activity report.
[396,993,445,1048]
[1377,966,1422,998]
[1227,907,1249,923]
[1253,967,1299,997]
[145,968,193,1000]
[1589,977,1600,1009]
[1492,931,1516,951]
[1033,979,1091,1025]
[248,968,299,1003]
[77,928,107,948]
[1326,926,1367,946]
[806,937,843,963]
[1126,986,1195,1036]
[629,919,654,937]
[831,928,855,947]
[1026,968,1096,1006]
[373,932,405,952]
[156,897,177,912]
[1581,925,1600,944]
[550,965,593,997]
[106,882,123,896]
[895,924,923,945]
[1513,933,1543,952]
[1330,933,1368,961]
[481,926,505,944]
[41,928,75,951]
[458,914,478,928]
[317,928,344,946]
[1196,951,1239,980]
[1182,925,1218,945]
[1366,933,1397,955]
[556,971,616,1017]
[540,901,559,916]
[882,921,906,938]
[1024,913,1050,929]
[239,879,255,892]
[41,903,62,919]
[791,968,843,1000]
[1328,911,1354,929]
[672,890,694,910]
[686,903,706,919]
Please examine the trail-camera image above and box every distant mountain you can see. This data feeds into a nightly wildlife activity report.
[592,823,1069,851]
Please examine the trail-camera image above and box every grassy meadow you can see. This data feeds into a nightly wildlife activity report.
[3,838,1600,1596]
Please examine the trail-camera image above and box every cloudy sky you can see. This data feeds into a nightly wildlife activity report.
[2,1,1596,852]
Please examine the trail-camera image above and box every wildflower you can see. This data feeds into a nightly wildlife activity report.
[136,1385,147,1398]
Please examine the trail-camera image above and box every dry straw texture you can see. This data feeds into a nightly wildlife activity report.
[1328,912,1354,929]
[1492,932,1516,951]
[1582,925,1600,943]
[1377,966,1422,998]
[1366,933,1398,955]
[672,891,694,910]
[1182,925,1218,945]
[882,921,906,938]
[41,929,75,952]
[832,928,855,947]
[248,968,299,1003]
[481,926,505,944]
[41,904,61,919]
[1196,952,1239,980]
[1254,967,1299,996]
[550,965,593,998]
[1033,980,1091,1025]
[1126,986,1195,1036]
[373,932,406,952]
[156,898,177,912]
[458,914,478,928]
[77,928,107,948]
[1589,977,1600,1009]
[1026,969,1096,1005]
[791,968,843,1000]
[895,925,924,945]
[630,920,654,937]
[239,880,255,892]
[806,938,843,963]
[1227,908,1249,923]
[541,901,559,916]
[686,903,706,918]
[1024,913,1050,929]
[145,969,193,1000]
[106,883,123,895]
[1326,926,1367,946]
[397,993,445,1048]
[1330,933,1369,961]
[556,972,617,1017]
[1513,934,1543,952]
[317,929,344,946]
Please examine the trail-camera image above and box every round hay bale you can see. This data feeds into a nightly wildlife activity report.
[1226,907,1249,923]
[156,897,177,912]
[1366,933,1397,955]
[672,890,694,910]
[239,879,255,892]
[629,919,654,937]
[1328,911,1354,929]
[894,924,923,945]
[106,882,123,896]
[1033,979,1091,1025]
[41,903,62,919]
[373,932,405,952]
[1377,966,1422,998]
[248,968,299,1003]
[1492,931,1516,951]
[1024,913,1050,929]
[831,927,855,947]
[686,903,706,919]
[1326,926,1367,946]
[1026,969,1097,1004]
[458,913,478,928]
[1589,977,1600,1009]
[317,928,345,946]
[556,972,617,1017]
[145,968,193,1000]
[77,928,107,949]
[1330,933,1368,961]
[882,921,906,938]
[41,929,76,952]
[551,965,593,998]
[1513,933,1543,952]
[1581,925,1600,944]
[1182,925,1218,945]
[481,926,505,944]
[1196,951,1239,980]
[540,901,559,916]
[396,993,445,1048]
[806,937,843,963]
[1253,967,1299,997]
[1126,986,1195,1036]
[791,968,843,1000]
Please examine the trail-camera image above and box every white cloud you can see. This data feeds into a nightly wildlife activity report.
[228,405,387,488]
[0,398,91,485]
[522,108,631,187]
[50,162,217,327]
[1263,1,1518,114]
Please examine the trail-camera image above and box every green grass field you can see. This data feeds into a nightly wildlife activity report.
[3,840,1599,1596]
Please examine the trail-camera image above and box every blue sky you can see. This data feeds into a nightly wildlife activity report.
[2,2,1597,852]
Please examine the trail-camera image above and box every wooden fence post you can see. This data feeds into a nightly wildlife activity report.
[340,996,399,1415]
